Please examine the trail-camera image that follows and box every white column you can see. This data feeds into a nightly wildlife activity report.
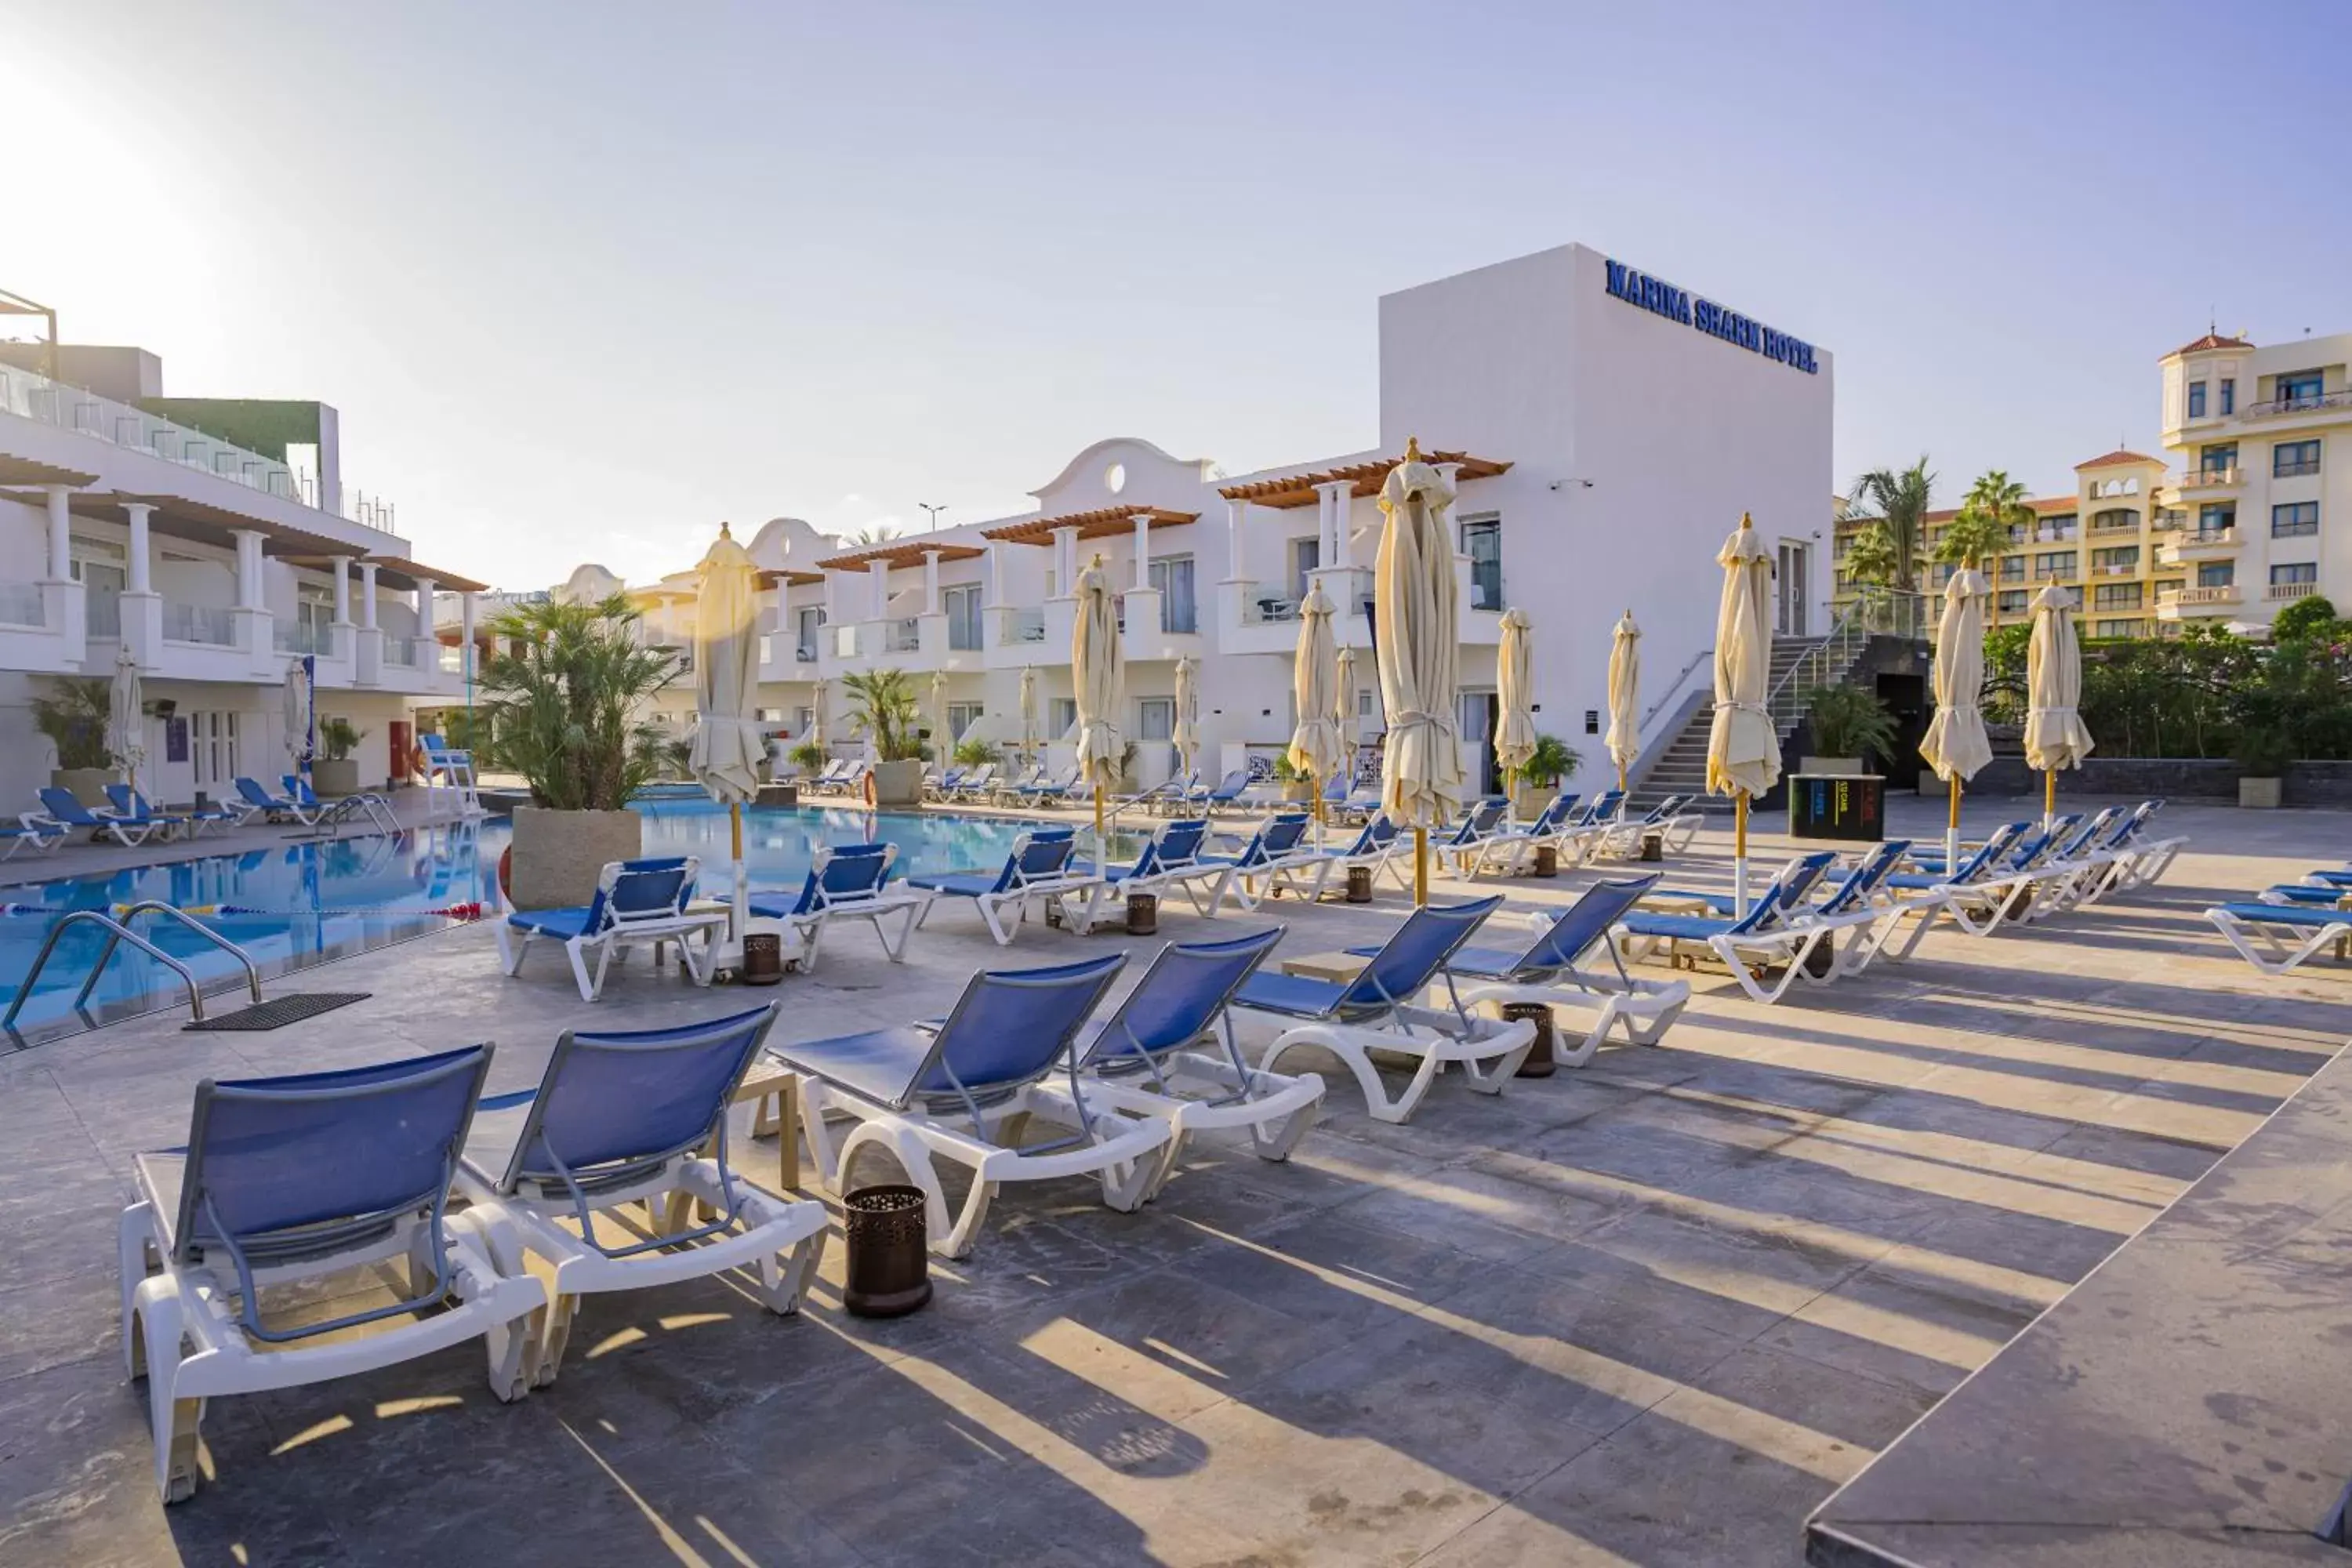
[123,503,154,593]
[44,485,71,579]
[231,529,266,608]
[1316,481,1352,569]
[822,570,838,619]
[331,557,351,622]
[1131,514,1152,590]
[923,550,942,615]
[867,558,891,619]
[358,561,380,628]
[459,592,477,682]
[1053,526,1080,593]
[1225,499,1247,579]
[1328,485,1356,569]
[412,578,435,644]
[986,543,1006,604]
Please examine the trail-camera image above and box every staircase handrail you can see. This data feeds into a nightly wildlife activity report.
[1764,590,1930,725]
[1640,645,1714,731]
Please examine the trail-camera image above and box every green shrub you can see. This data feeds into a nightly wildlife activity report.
[1805,684,1898,762]
[477,594,679,810]
[30,678,114,770]
[1519,735,1581,787]
[952,737,1000,768]
[2271,594,2340,644]
[318,717,366,763]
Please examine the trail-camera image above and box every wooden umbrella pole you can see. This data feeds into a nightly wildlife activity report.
[1094,782,1106,871]
[1414,826,1428,907]
[1617,763,1627,796]
[1947,775,1962,868]
[2044,768,2056,830]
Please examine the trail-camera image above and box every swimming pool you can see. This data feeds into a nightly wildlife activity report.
[0,801,1136,1043]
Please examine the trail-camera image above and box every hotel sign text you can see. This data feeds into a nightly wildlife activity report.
[1602,258,1820,376]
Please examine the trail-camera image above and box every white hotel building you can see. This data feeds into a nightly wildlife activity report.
[502,244,1835,795]
[0,338,488,811]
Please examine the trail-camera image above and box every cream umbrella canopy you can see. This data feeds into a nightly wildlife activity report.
[808,678,829,753]
[1017,664,1040,769]
[1070,554,1126,859]
[283,656,314,786]
[1494,607,1538,812]
[1287,583,1345,839]
[1172,655,1200,783]
[1706,515,1780,916]
[2024,582,2092,829]
[929,670,953,768]
[1920,564,1994,867]
[108,645,145,796]
[690,522,765,946]
[1606,611,1642,795]
[1374,437,1464,904]
[1334,644,1360,768]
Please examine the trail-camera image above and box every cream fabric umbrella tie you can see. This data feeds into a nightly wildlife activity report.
[1606,611,1642,794]
[1494,607,1538,815]
[690,522,765,947]
[109,646,146,797]
[1706,516,1780,915]
[1071,556,1126,863]
[1172,655,1200,786]
[1374,439,1464,904]
[1287,583,1346,842]
[1920,565,1994,867]
[2023,582,2092,829]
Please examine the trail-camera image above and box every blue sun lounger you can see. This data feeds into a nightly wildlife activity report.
[906,826,1105,944]
[749,841,927,963]
[38,786,164,848]
[495,855,725,1000]
[1201,811,1327,908]
[1096,818,1235,919]
[2207,900,2352,976]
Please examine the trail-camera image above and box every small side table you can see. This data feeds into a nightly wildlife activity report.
[1279,951,1369,985]
[730,1065,803,1192]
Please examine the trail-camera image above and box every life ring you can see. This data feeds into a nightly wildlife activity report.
[861,771,878,808]
[497,844,513,901]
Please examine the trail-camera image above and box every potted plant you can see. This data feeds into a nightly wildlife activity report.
[311,717,368,797]
[30,678,116,806]
[841,669,928,806]
[951,737,1000,770]
[478,593,677,909]
[787,739,829,779]
[1510,734,1581,817]
[2236,726,2288,809]
[1801,684,1897,775]
[1271,754,1315,803]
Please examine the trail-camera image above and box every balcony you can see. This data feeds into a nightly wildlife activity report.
[274,621,333,656]
[2032,525,2078,543]
[996,608,1047,647]
[2178,466,2242,492]
[2096,561,2138,576]
[2245,390,2352,419]
[2156,583,2241,618]
[381,636,424,669]
[162,601,238,647]
[2267,581,2323,602]
[0,582,44,628]
[884,618,921,655]
[2158,528,2238,566]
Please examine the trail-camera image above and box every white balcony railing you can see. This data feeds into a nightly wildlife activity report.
[0,362,401,535]
[2180,466,2241,490]
[886,617,921,653]
[2160,585,2241,608]
[996,608,1045,645]
[382,635,423,667]
[274,621,332,655]
[0,581,45,628]
[2246,390,2352,419]
[85,590,122,639]
[162,601,238,645]
[2267,581,2322,601]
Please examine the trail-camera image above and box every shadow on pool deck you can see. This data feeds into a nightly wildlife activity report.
[0,799,2343,1566]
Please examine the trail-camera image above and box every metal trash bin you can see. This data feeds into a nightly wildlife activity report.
[1345,865,1374,903]
[1126,891,1159,935]
[742,932,785,986]
[842,1185,931,1318]
[1500,1001,1555,1078]
[1640,833,1664,862]
[1533,844,1559,878]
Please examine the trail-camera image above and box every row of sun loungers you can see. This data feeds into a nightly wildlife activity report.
[9,776,395,855]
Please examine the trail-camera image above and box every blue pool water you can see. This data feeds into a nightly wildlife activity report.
[0,800,1131,1041]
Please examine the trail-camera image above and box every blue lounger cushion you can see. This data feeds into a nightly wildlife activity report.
[1228,971,1349,1019]
[2218,902,2349,927]
[775,1025,937,1106]
[1622,913,1748,941]
[506,908,597,940]
[905,871,1004,897]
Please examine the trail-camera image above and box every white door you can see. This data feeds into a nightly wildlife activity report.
[1777,542,1811,636]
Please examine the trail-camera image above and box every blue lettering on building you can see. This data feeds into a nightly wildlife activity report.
[1604,257,1818,376]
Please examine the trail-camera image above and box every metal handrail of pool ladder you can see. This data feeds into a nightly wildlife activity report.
[2,910,214,1033]
[73,902,264,1017]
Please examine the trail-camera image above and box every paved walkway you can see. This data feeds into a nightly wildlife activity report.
[0,797,2343,1565]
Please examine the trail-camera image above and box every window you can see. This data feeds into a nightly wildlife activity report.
[2272,563,2319,586]
[2187,381,2207,418]
[794,605,824,660]
[2044,513,2077,535]
[1460,515,1503,610]
[2092,546,2140,572]
[2279,369,2325,408]
[2197,562,2235,587]
[1138,697,1174,742]
[2273,502,2319,538]
[2095,619,2143,639]
[1997,589,2028,615]
[1050,697,1077,739]
[1997,556,2025,583]
[2198,444,2236,474]
[2220,379,2235,416]
[2198,503,2235,535]
[2276,440,2321,478]
[2093,582,2143,610]
[1289,537,1319,601]
[2033,550,2076,579]
[943,585,982,651]
[1149,555,1196,633]
[947,702,983,740]
[2092,508,2139,532]
[1929,562,1955,587]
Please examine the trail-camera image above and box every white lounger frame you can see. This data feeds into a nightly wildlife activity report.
[2207,905,2352,977]
[1250,1004,1537,1125]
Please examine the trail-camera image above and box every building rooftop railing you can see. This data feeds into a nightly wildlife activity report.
[2245,390,2352,419]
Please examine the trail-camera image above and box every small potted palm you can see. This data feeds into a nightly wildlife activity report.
[787,739,828,779]
[842,669,928,806]
[1510,735,1580,818]
[31,678,116,806]
[951,738,1000,771]
[2236,727,2288,810]
[1801,685,1897,775]
[1271,755,1315,804]
[311,717,368,797]
[478,593,677,909]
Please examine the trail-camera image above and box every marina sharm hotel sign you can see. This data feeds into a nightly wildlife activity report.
[1603,257,1820,375]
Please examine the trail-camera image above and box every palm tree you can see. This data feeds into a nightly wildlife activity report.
[847,525,901,547]
[839,668,927,761]
[1945,469,2037,626]
[1848,458,1935,593]
[1842,523,1903,629]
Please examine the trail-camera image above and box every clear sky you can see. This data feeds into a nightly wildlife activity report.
[9,1,2347,586]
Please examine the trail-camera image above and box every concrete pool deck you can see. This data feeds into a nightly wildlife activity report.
[1,797,2345,1566]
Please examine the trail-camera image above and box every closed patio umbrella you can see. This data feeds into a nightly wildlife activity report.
[1374,437,1465,904]
[283,655,314,787]
[109,645,145,796]
[2024,583,2092,830]
[1287,583,1345,844]
[808,678,828,752]
[1921,564,1994,868]
[1018,664,1040,768]
[1071,554,1126,862]
[929,670,953,766]
[1172,655,1200,782]
[1706,515,1780,916]
[1606,610,1642,795]
[1334,644,1360,779]
[691,521,764,946]
[1494,606,1537,815]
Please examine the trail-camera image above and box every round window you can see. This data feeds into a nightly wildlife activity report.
[1105,462,1127,495]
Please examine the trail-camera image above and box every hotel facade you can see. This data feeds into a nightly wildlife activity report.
[1834,328,2352,639]
[475,244,1836,796]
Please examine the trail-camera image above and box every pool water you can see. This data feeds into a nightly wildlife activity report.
[0,801,1142,1043]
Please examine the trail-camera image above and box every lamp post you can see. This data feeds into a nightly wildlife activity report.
[918,503,949,533]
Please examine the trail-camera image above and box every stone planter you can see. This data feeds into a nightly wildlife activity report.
[1511,782,1552,819]
[50,768,114,808]
[869,759,924,808]
[310,758,361,798]
[1801,757,1864,776]
[1280,779,1315,804]
[2240,775,2283,810]
[508,804,644,911]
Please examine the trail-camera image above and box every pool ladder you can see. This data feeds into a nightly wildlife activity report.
[3,902,263,1031]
